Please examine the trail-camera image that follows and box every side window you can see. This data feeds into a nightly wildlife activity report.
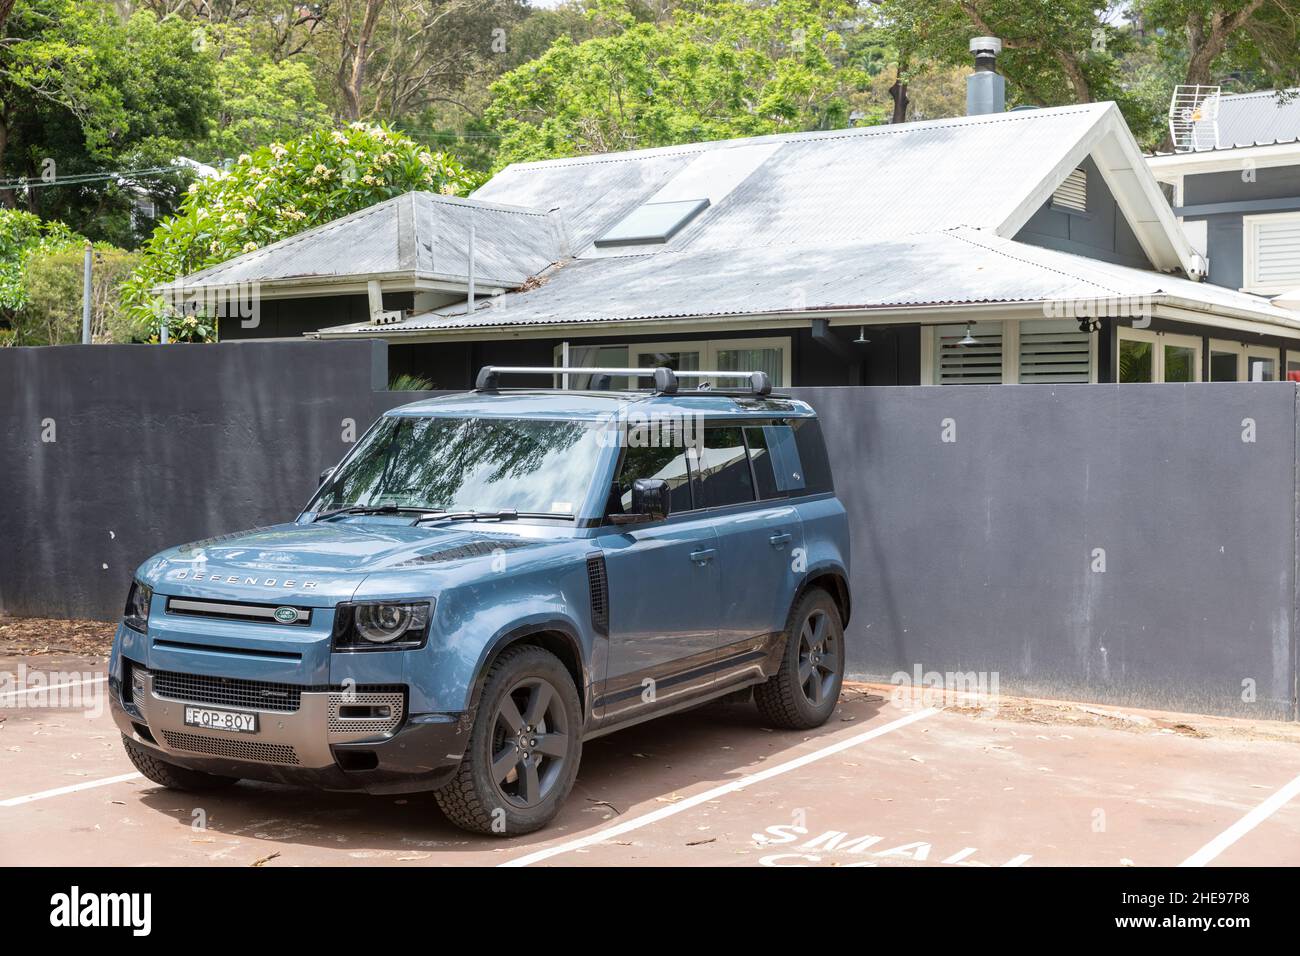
[790,418,834,495]
[745,423,805,499]
[698,425,754,507]
[613,443,694,515]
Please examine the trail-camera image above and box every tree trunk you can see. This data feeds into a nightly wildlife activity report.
[338,0,386,121]
[888,77,909,123]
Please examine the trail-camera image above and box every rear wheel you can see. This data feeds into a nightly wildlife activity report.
[435,645,582,836]
[121,734,240,791]
[755,589,845,730]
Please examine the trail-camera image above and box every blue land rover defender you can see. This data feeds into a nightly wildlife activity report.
[109,367,851,834]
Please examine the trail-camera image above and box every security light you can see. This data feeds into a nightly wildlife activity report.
[958,323,979,347]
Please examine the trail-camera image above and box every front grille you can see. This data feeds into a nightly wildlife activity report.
[151,670,302,713]
[327,690,405,738]
[162,730,299,765]
[165,596,312,627]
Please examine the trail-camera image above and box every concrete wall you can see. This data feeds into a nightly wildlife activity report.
[2,341,1295,719]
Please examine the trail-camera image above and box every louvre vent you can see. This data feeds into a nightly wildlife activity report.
[1018,320,1092,383]
[934,325,1003,385]
[1051,168,1087,213]
[586,553,609,636]
[1249,215,1300,289]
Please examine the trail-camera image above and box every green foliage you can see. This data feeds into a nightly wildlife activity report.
[389,372,435,391]
[485,0,872,167]
[121,122,475,334]
[207,28,333,158]
[12,243,140,345]
[0,209,83,311]
[0,0,219,246]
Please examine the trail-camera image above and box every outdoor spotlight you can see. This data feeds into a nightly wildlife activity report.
[958,323,979,347]
[854,326,870,344]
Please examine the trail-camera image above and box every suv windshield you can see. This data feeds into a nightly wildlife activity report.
[310,415,606,518]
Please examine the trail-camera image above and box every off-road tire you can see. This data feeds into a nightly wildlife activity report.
[121,734,240,790]
[435,645,583,836]
[755,588,845,730]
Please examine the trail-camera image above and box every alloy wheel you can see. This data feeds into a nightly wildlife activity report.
[489,676,571,809]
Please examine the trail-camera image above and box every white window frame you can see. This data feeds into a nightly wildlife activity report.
[555,336,792,388]
[1245,343,1280,382]
[1242,211,1300,295]
[1117,327,1203,382]
[1208,338,1244,381]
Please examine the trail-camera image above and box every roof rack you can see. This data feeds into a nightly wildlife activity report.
[474,365,772,397]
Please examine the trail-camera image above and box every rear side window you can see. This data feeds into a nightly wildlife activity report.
[791,418,834,495]
[697,426,754,507]
[614,443,694,514]
[745,424,806,499]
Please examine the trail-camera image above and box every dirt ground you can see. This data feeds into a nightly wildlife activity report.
[0,617,114,659]
[2,618,1299,867]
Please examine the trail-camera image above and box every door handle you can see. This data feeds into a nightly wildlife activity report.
[689,548,716,564]
[769,532,792,548]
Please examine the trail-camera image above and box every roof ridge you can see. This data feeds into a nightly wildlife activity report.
[504,103,1110,172]
[943,228,1130,298]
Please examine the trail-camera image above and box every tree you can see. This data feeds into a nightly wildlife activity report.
[120,121,475,336]
[0,0,218,245]
[0,207,80,312]
[15,243,140,344]
[484,0,872,167]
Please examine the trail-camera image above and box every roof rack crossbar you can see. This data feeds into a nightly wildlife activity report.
[473,365,771,396]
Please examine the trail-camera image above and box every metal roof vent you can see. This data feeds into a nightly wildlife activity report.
[594,198,710,248]
[1169,85,1221,152]
[967,37,1005,116]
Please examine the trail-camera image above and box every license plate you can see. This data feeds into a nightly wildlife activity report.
[183,705,258,734]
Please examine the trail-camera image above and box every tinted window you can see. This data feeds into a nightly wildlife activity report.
[745,424,805,499]
[791,419,834,495]
[613,444,694,515]
[698,426,754,507]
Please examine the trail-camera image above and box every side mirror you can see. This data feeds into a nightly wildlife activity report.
[630,478,670,521]
[318,466,336,487]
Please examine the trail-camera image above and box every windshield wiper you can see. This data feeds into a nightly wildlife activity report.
[313,505,434,522]
[413,509,576,525]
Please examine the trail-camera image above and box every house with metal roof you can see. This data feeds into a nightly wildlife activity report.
[1148,88,1300,381]
[165,55,1300,388]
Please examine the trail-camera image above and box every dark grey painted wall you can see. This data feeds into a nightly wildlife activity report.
[2,341,1295,719]
[802,383,1298,720]
[0,340,435,621]
[1015,156,1155,269]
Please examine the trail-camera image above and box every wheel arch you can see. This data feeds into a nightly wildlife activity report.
[467,621,590,721]
[796,564,852,627]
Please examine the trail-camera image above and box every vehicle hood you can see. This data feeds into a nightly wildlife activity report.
[138,521,554,605]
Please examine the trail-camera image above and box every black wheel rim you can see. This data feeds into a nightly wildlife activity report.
[489,676,570,810]
[797,609,838,707]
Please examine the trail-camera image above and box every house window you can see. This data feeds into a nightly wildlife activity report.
[931,323,1004,384]
[1287,351,1300,383]
[555,336,790,388]
[1117,328,1202,383]
[1243,212,1300,294]
[1017,319,1093,383]
[1051,168,1087,213]
[594,199,710,248]
[1209,340,1240,381]
[1207,340,1279,382]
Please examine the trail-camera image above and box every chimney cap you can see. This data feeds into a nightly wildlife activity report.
[970,36,1002,55]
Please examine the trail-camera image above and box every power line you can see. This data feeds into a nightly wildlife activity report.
[0,164,203,191]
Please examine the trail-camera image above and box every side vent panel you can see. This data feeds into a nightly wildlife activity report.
[586,552,609,636]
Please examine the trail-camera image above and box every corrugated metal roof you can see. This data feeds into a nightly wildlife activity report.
[1191,89,1300,149]
[316,226,1298,336]
[474,105,1111,256]
[158,192,566,291]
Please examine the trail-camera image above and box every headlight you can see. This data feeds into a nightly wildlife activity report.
[333,601,431,650]
[124,580,152,634]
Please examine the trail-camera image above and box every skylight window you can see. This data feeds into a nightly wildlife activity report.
[594,198,710,248]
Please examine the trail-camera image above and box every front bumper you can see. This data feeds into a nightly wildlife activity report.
[111,667,471,794]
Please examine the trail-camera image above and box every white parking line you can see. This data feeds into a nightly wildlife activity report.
[1179,770,1300,867]
[0,675,107,702]
[0,772,143,808]
[500,706,940,867]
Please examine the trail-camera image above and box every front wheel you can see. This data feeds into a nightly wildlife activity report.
[754,589,845,730]
[435,645,583,836]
